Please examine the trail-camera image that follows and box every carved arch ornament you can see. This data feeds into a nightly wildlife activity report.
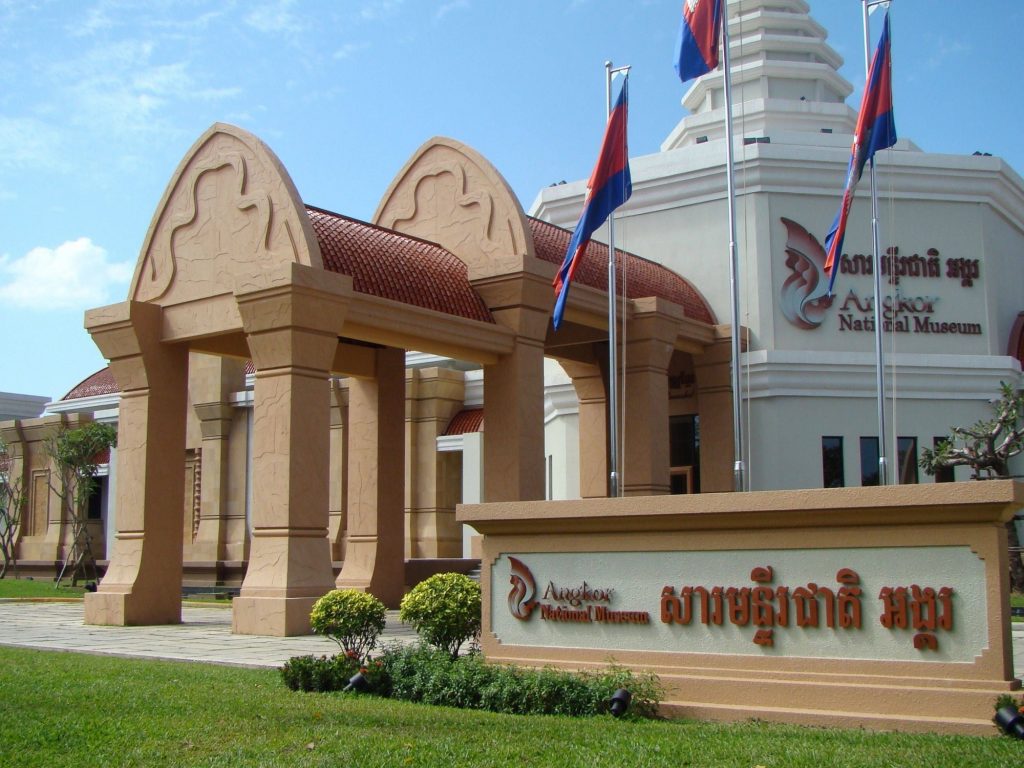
[373,137,536,278]
[130,123,322,305]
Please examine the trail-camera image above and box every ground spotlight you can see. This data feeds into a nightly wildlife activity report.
[995,705,1024,739]
[343,672,369,693]
[609,688,632,717]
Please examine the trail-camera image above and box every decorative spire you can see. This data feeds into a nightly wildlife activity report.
[663,0,857,151]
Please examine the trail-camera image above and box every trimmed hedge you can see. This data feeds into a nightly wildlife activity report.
[281,644,662,719]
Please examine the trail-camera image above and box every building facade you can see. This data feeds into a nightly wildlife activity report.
[533,0,1024,490]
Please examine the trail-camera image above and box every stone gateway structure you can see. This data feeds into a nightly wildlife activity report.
[55,123,728,635]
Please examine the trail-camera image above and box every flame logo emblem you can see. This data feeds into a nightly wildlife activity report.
[507,556,537,620]
[780,217,835,329]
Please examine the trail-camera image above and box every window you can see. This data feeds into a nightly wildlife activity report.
[821,437,844,488]
[860,437,879,486]
[86,477,105,520]
[897,437,919,485]
[670,415,700,494]
[933,437,955,483]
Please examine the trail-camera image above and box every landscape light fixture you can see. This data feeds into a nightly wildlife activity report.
[609,688,632,718]
[995,705,1024,739]
[343,672,369,693]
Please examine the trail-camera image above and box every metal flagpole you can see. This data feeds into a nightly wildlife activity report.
[605,61,630,497]
[720,10,745,491]
[863,0,889,485]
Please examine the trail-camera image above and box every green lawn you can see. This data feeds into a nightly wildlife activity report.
[0,646,1019,768]
[0,578,86,599]
[0,578,232,605]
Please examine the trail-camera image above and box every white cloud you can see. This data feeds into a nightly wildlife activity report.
[436,0,469,21]
[0,238,134,310]
[333,42,369,60]
[245,0,303,34]
[360,0,404,21]
[0,117,65,171]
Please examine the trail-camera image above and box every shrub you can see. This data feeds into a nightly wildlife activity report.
[280,654,352,692]
[374,644,663,718]
[399,572,481,657]
[309,589,386,660]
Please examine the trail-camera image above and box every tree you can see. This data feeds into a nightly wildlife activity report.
[920,382,1024,590]
[44,421,117,587]
[0,439,28,579]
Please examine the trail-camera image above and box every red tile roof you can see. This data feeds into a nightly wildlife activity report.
[528,217,716,325]
[443,408,484,436]
[62,367,119,401]
[307,206,495,324]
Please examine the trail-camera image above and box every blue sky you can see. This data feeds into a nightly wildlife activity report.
[1,0,1021,401]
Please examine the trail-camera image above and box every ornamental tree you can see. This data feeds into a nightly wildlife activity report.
[920,382,1024,590]
[45,421,117,587]
[0,439,28,579]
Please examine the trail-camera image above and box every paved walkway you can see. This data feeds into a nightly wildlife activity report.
[0,600,419,668]
[2,599,1023,674]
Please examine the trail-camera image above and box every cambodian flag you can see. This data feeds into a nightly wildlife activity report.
[674,0,723,83]
[823,11,897,295]
[552,81,632,330]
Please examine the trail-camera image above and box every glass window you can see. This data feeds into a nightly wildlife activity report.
[897,437,918,485]
[860,437,879,486]
[933,437,955,483]
[822,436,844,488]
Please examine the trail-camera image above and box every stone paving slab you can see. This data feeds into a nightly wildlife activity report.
[1,600,1021,677]
[0,601,419,668]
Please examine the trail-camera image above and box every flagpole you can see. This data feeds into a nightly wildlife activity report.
[605,61,630,498]
[720,9,746,492]
[863,0,889,485]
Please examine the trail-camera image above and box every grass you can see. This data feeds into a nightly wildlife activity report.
[0,578,233,606]
[0,646,1019,768]
[0,577,86,599]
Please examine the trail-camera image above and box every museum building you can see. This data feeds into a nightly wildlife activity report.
[3,0,1024,611]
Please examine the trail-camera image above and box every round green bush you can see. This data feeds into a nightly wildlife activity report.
[399,572,481,658]
[309,589,386,660]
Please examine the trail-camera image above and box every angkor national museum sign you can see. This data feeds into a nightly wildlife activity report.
[493,547,983,662]
[778,218,983,335]
[460,484,1022,734]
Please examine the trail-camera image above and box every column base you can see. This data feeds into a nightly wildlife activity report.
[84,589,182,626]
[232,595,320,636]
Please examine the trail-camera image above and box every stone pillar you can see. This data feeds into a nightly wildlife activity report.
[189,353,247,564]
[337,346,406,608]
[232,276,349,636]
[474,275,550,503]
[693,330,737,494]
[7,416,65,561]
[84,301,189,626]
[622,300,679,497]
[328,380,348,562]
[405,367,465,557]
[560,359,608,498]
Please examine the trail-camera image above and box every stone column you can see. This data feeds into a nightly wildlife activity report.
[189,353,247,564]
[232,275,349,636]
[560,359,609,498]
[621,300,678,497]
[474,275,550,503]
[405,367,465,557]
[337,346,406,608]
[693,330,737,494]
[84,301,189,626]
[328,380,348,562]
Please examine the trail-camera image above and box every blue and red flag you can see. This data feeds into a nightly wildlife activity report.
[823,11,897,295]
[552,80,632,330]
[674,0,723,83]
